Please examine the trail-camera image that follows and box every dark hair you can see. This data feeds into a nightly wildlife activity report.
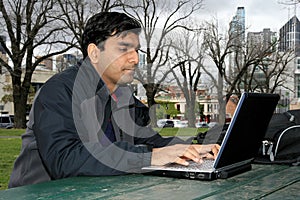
[81,12,141,58]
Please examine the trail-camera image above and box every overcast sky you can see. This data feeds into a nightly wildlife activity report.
[199,0,298,32]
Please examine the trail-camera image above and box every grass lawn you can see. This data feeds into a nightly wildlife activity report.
[0,129,25,136]
[154,127,207,137]
[0,127,206,190]
[0,129,23,190]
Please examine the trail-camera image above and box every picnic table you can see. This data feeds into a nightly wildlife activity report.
[0,164,299,199]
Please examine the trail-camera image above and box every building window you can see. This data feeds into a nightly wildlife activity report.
[297,75,300,98]
[208,104,212,112]
[296,58,300,70]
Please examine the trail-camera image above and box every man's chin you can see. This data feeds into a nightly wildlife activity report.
[118,76,134,85]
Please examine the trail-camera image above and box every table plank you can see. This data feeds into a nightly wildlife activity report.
[262,179,300,200]
[0,175,175,199]
[202,166,300,200]
[0,165,299,200]
[106,165,299,200]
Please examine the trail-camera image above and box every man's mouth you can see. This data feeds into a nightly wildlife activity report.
[124,68,135,73]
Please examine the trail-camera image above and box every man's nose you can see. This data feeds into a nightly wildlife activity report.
[128,50,139,64]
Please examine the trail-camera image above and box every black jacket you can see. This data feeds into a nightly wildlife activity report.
[9,59,185,188]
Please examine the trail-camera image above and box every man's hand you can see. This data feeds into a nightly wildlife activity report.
[151,144,220,166]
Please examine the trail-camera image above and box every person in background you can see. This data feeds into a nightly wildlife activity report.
[9,11,219,188]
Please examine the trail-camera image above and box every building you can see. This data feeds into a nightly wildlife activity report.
[247,28,277,52]
[36,56,53,71]
[56,53,78,72]
[0,52,82,115]
[197,95,219,122]
[279,15,300,56]
[229,7,246,42]
[279,15,300,105]
[0,69,56,114]
[247,28,279,90]
[228,7,246,81]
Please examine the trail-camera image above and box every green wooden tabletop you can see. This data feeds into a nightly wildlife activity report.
[1,164,299,200]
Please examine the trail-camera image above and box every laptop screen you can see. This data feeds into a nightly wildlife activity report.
[214,93,280,169]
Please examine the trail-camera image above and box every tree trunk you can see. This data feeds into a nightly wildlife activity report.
[13,84,28,128]
[217,73,226,124]
[186,95,196,127]
[144,83,158,127]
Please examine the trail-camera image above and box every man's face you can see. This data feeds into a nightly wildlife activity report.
[94,32,140,92]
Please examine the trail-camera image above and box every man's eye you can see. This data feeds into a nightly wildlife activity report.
[120,48,128,52]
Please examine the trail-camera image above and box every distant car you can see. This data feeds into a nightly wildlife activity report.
[208,122,219,128]
[157,119,167,128]
[175,120,188,128]
[158,119,183,128]
[195,122,209,128]
[163,120,174,128]
[172,120,182,128]
[0,114,14,129]
[157,119,175,128]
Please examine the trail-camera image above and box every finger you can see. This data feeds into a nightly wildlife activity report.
[177,145,200,160]
[187,146,202,161]
[181,150,201,163]
[194,144,216,154]
[174,157,189,166]
[211,145,220,159]
[192,144,203,154]
[201,153,214,159]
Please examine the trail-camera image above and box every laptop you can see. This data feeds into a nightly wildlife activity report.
[142,92,280,180]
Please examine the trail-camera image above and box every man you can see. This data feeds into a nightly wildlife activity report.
[9,12,219,188]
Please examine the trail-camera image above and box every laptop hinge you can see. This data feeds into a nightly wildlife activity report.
[216,163,252,179]
[215,159,253,174]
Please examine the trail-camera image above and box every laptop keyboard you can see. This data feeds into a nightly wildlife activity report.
[164,159,215,171]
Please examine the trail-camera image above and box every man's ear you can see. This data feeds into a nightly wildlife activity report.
[87,43,99,64]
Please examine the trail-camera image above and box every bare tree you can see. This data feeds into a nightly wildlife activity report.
[224,36,277,96]
[122,0,203,126]
[170,29,204,127]
[202,20,237,123]
[246,49,295,93]
[57,0,123,54]
[202,18,295,123]
[0,0,75,128]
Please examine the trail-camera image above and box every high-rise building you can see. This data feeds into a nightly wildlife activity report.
[228,7,246,83]
[278,15,300,109]
[246,29,278,91]
[229,7,246,44]
[279,15,300,56]
[247,28,277,52]
[279,15,300,103]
